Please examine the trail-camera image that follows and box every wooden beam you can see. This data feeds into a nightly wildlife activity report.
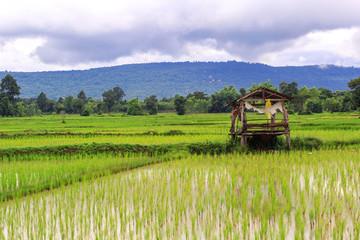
[244,98,286,102]
[244,123,288,128]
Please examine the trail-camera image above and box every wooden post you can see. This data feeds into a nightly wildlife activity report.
[281,101,290,150]
[243,111,247,145]
[240,101,246,147]
[230,106,236,133]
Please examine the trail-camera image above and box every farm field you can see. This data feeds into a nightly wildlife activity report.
[0,112,359,239]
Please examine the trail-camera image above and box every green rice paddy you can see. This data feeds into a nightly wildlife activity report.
[0,112,359,239]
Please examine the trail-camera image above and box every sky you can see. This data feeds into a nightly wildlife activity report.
[1,0,360,71]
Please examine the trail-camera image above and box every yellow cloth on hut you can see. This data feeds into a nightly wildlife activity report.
[265,99,272,119]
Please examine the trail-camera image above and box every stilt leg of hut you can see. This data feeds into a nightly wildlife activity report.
[240,134,246,147]
[240,101,247,147]
[285,131,290,150]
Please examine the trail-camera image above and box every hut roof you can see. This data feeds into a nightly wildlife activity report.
[227,87,294,106]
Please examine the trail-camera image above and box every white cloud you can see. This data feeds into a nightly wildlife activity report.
[1,0,360,70]
[258,27,360,66]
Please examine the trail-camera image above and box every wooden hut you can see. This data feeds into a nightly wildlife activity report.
[227,88,294,150]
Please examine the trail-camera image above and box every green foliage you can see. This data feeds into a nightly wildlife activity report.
[80,105,93,116]
[113,86,126,102]
[102,89,116,113]
[72,98,85,114]
[208,85,239,113]
[306,99,323,113]
[187,140,244,155]
[63,95,74,113]
[248,79,277,92]
[193,99,210,113]
[174,96,187,115]
[291,137,323,150]
[279,81,299,96]
[127,98,143,115]
[298,109,313,115]
[348,76,360,109]
[77,90,87,102]
[323,97,341,113]
[186,91,209,100]
[15,102,26,117]
[246,135,286,150]
[144,95,158,115]
[158,101,174,112]
[25,103,36,117]
[36,92,48,112]
[239,87,247,96]
[0,97,14,117]
[0,74,20,103]
[292,86,310,112]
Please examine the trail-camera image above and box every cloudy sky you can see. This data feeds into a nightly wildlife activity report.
[1,0,360,71]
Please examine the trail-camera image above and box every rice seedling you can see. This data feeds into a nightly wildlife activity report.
[1,150,360,239]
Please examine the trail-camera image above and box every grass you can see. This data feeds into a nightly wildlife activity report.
[1,150,360,239]
[0,111,359,239]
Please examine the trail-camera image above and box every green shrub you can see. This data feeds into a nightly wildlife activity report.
[81,105,93,116]
[291,137,323,150]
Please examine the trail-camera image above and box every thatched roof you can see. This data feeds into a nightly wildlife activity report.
[227,87,294,106]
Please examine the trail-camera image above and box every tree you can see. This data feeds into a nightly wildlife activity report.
[309,87,320,99]
[127,98,142,115]
[248,79,277,92]
[279,81,299,96]
[81,105,93,116]
[348,76,360,109]
[239,87,247,97]
[113,87,125,102]
[77,90,87,103]
[15,102,26,117]
[193,99,210,113]
[63,95,74,113]
[36,92,48,113]
[25,104,36,117]
[292,86,310,112]
[323,97,341,113]
[208,86,239,113]
[174,96,187,115]
[185,96,196,113]
[144,95,158,115]
[318,88,333,100]
[97,102,104,115]
[72,98,85,114]
[186,91,209,100]
[102,89,116,113]
[306,99,323,113]
[0,97,14,117]
[0,74,20,104]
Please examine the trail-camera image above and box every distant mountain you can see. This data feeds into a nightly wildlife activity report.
[1,61,360,100]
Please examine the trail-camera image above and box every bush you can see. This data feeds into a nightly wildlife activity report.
[298,109,312,115]
[81,106,93,116]
[291,137,323,150]
[127,98,143,115]
[174,96,187,115]
[247,135,286,150]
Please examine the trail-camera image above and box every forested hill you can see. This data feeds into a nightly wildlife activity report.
[1,61,360,100]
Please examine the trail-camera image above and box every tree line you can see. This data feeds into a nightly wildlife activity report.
[0,74,359,117]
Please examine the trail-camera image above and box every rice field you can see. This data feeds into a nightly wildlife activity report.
[0,112,359,239]
[1,151,360,239]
